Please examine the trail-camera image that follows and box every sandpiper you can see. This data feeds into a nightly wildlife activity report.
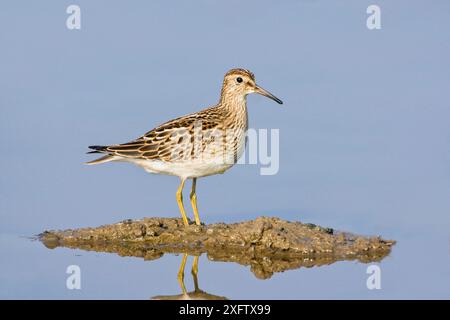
[86,69,282,226]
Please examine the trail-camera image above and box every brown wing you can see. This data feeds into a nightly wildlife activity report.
[104,107,223,162]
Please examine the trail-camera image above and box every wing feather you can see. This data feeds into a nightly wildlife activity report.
[90,106,224,162]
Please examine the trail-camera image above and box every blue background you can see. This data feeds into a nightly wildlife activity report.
[1,0,449,299]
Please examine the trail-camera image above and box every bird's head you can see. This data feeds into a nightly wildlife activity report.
[221,68,283,105]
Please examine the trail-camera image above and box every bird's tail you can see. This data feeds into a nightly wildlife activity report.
[85,145,115,165]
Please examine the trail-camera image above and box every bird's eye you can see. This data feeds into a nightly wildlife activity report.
[236,77,243,83]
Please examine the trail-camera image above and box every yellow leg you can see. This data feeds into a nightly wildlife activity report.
[191,255,200,291]
[176,178,189,226]
[190,178,201,225]
[177,253,188,294]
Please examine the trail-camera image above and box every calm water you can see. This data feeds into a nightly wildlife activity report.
[0,215,449,299]
[1,1,449,299]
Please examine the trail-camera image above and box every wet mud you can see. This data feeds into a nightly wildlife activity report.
[40,216,395,279]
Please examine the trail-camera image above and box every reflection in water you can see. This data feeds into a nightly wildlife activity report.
[41,235,393,279]
[151,254,227,300]
[39,217,395,298]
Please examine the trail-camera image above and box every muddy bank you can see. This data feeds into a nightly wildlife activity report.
[39,217,395,279]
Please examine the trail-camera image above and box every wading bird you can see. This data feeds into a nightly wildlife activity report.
[87,69,282,226]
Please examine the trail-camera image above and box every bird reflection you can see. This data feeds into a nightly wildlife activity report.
[151,254,227,300]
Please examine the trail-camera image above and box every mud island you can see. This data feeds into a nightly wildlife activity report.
[39,216,395,279]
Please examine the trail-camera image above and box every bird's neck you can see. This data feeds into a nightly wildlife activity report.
[219,91,248,114]
[219,92,248,131]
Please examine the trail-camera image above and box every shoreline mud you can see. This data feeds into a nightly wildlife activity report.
[40,216,395,279]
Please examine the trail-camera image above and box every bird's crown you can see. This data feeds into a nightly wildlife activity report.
[224,68,255,81]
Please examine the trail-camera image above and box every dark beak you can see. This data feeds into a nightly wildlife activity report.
[254,85,283,105]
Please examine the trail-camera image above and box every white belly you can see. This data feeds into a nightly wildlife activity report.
[128,158,235,179]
